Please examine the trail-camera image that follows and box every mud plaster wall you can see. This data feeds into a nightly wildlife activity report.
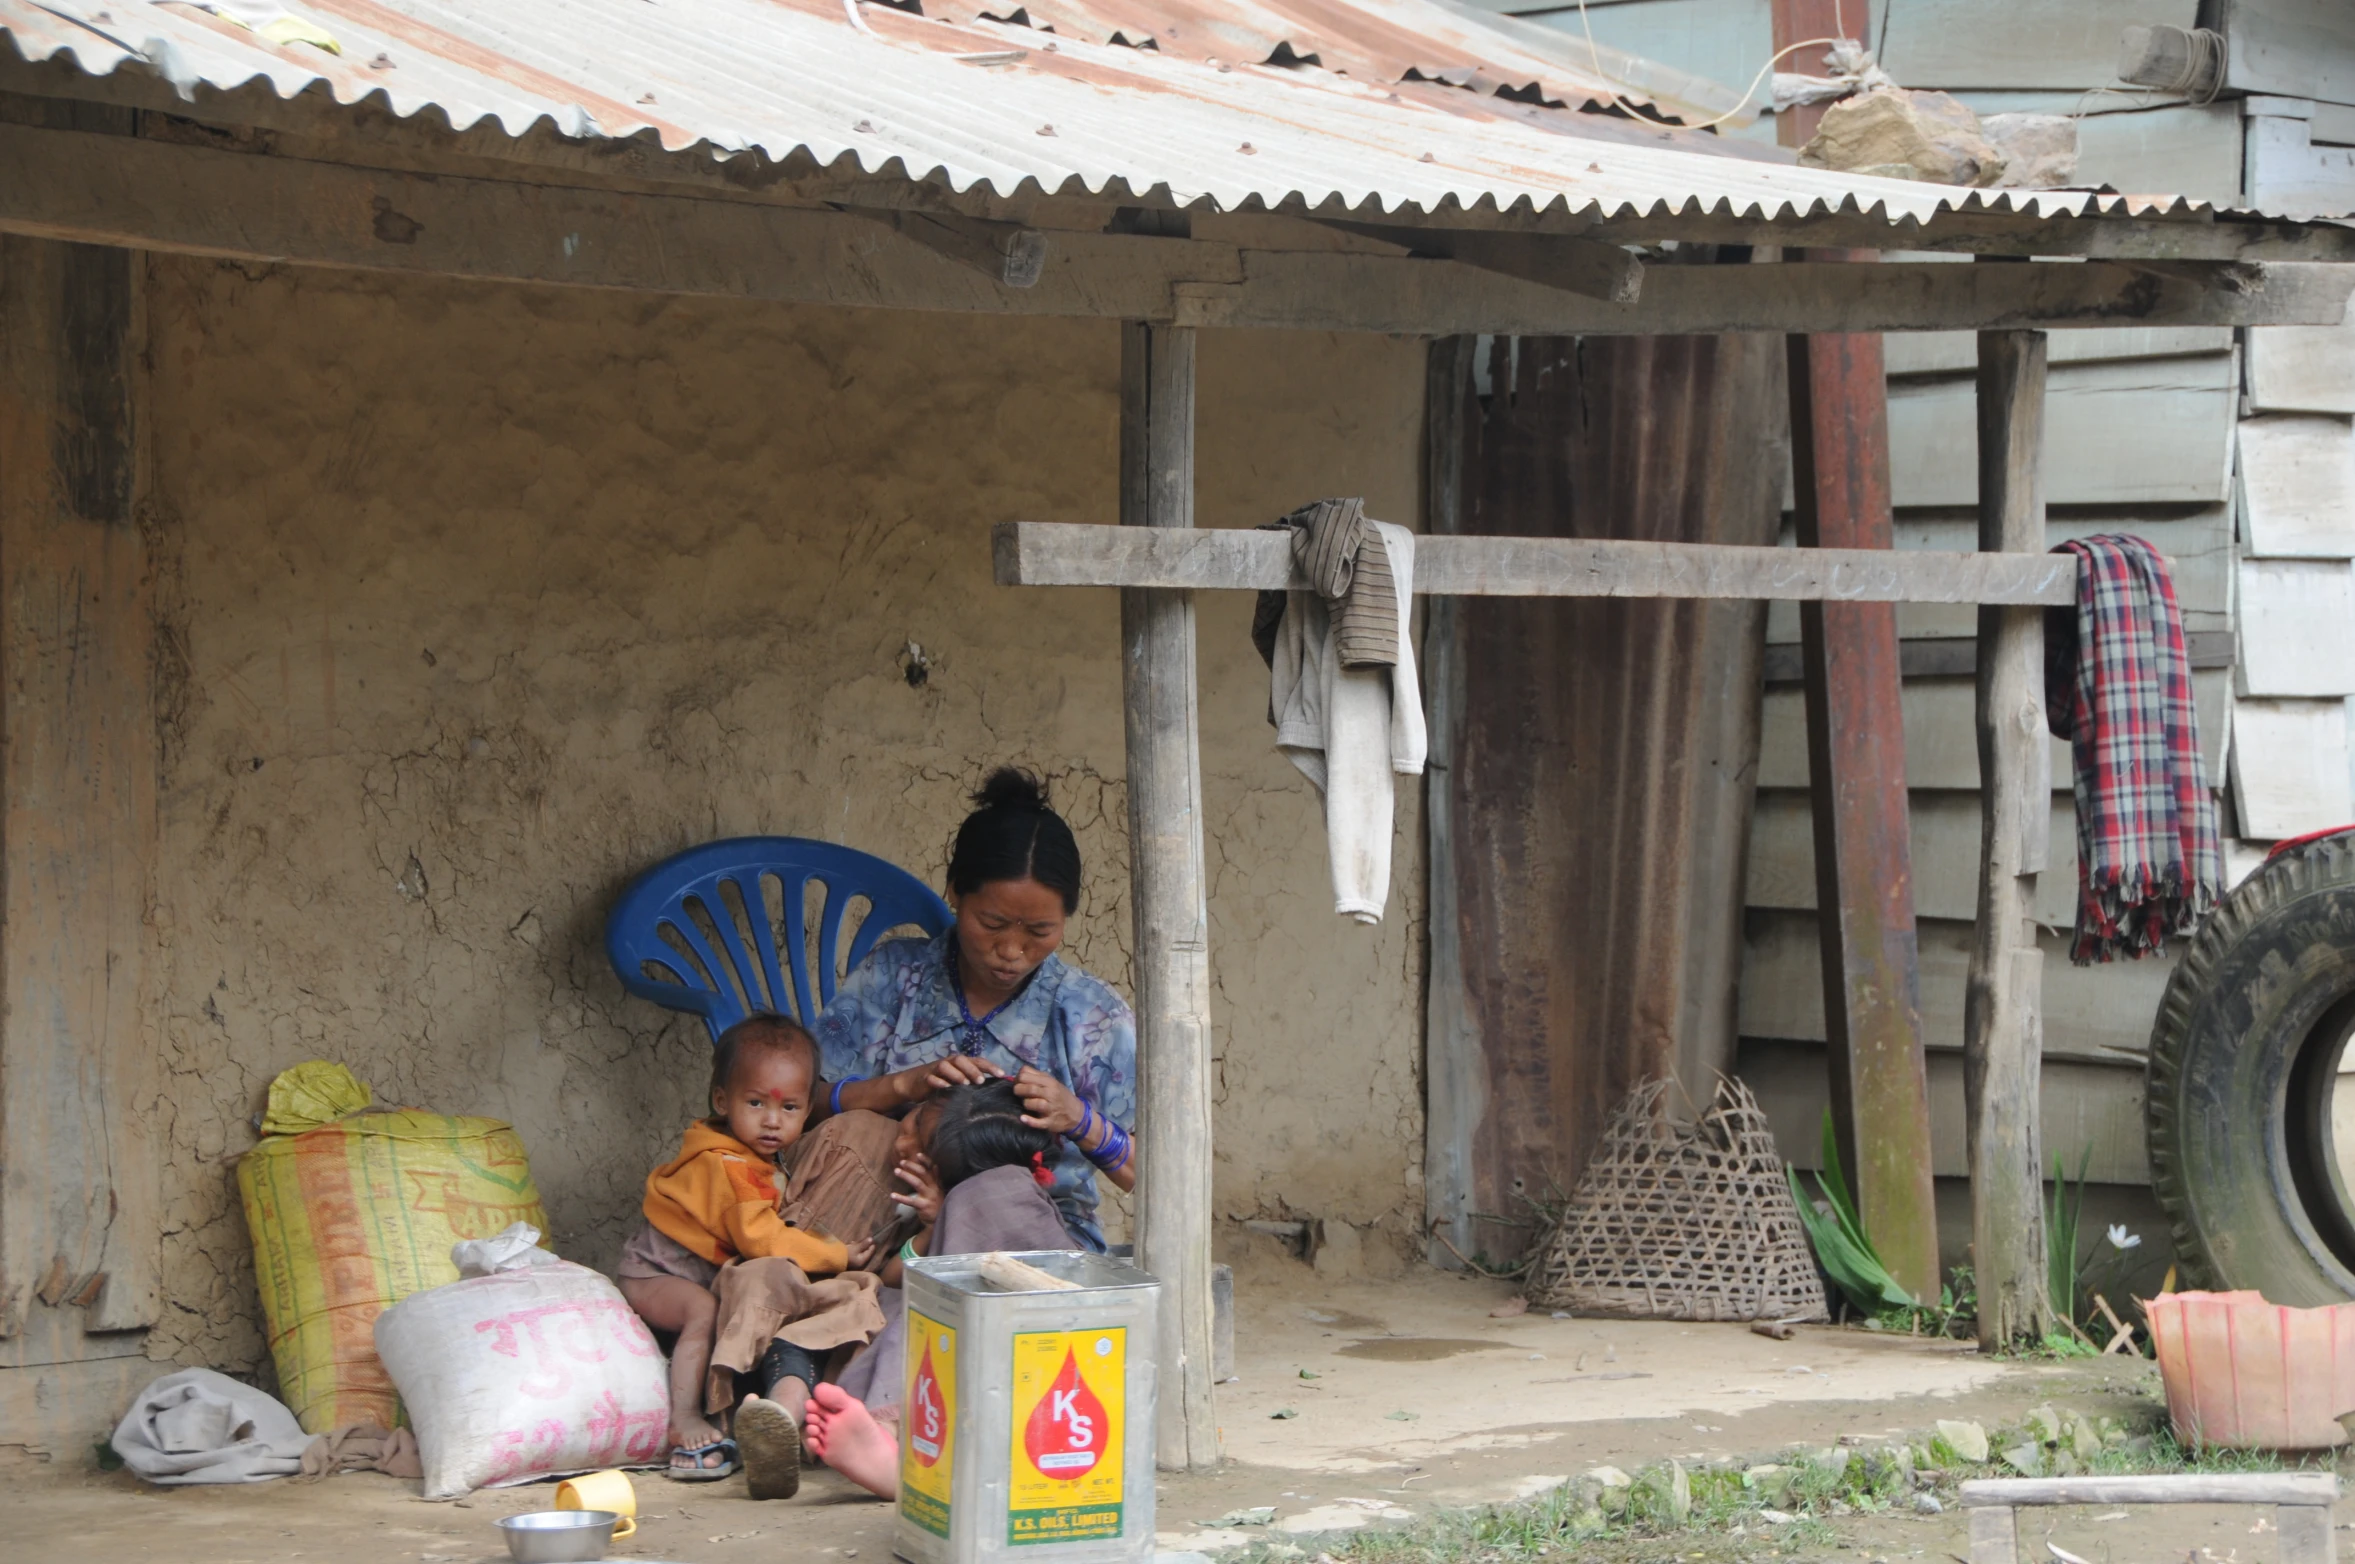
[141,257,1428,1376]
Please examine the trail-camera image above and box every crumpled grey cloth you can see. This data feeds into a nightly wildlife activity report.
[1252,497,1398,673]
[297,1421,422,1481]
[113,1367,313,1485]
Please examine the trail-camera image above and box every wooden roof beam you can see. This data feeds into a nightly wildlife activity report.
[1582,207,2355,265]
[2,122,2346,335]
[5,59,2352,266]
[1316,220,1644,305]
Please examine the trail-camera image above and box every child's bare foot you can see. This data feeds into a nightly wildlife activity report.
[805,1384,898,1499]
[667,1414,736,1480]
[735,1395,802,1500]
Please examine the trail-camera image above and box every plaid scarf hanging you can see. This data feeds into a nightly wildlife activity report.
[2044,535,2224,963]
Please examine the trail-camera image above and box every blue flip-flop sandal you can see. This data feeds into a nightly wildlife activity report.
[667,1436,739,1482]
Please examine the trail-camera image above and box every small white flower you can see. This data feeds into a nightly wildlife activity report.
[2107,1224,2142,1250]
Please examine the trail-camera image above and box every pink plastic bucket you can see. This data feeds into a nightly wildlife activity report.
[2145,1289,2355,1449]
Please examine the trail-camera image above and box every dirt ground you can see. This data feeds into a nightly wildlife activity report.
[10,1265,2339,1563]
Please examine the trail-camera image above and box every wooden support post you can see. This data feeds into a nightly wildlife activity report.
[1967,1504,2021,1564]
[0,226,161,1445]
[1966,326,2054,1348]
[1772,0,1940,1307]
[1118,319,1219,1471]
[1787,319,1943,1306]
[1420,336,1479,1269]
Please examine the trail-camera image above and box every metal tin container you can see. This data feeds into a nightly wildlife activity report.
[894,1250,1160,1564]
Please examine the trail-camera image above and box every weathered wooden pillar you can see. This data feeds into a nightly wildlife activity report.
[1965,325,2054,1347]
[1118,319,1218,1470]
[1420,334,1478,1269]
[1771,0,1938,1307]
[1787,323,1942,1306]
[0,229,161,1446]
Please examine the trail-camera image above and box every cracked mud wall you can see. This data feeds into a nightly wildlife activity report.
[141,257,1427,1375]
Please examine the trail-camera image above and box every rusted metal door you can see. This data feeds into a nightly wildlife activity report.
[1423,327,1785,1268]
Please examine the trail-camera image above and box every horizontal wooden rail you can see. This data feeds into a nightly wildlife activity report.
[1961,1471,2338,1564]
[1960,1472,2338,1507]
[992,522,2080,605]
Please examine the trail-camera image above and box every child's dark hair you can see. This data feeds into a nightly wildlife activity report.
[948,768,1082,913]
[929,1079,1059,1190]
[707,1013,819,1109]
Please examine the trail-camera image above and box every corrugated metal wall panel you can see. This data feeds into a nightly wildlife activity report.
[1424,310,1784,1264]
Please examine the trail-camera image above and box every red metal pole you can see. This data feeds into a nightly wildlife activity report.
[1774,0,1943,1306]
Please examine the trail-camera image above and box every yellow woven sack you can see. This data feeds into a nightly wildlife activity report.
[238,1062,550,1432]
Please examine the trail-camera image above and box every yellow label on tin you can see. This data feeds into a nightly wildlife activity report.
[900,1310,956,1538]
[1007,1327,1125,1546]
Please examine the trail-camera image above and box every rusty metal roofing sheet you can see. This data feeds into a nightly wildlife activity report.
[0,0,2250,228]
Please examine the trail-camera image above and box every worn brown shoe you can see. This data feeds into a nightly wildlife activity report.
[734,1394,802,1500]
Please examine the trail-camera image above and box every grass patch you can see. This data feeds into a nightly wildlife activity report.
[1218,1406,2321,1564]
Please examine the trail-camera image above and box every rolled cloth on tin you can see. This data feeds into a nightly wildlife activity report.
[1252,497,1397,670]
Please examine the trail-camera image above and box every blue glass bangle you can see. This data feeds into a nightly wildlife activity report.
[1083,1116,1131,1172]
[831,1076,866,1116]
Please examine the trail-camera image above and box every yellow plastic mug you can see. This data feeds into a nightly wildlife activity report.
[554,1469,637,1538]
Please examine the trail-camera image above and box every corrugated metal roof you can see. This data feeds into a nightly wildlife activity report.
[0,0,2247,229]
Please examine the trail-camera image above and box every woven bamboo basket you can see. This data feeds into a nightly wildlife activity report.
[1523,1077,1828,1323]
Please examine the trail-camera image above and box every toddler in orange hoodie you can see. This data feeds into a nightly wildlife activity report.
[617,1013,850,1490]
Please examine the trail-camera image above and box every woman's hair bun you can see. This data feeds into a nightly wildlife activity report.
[949,765,1081,912]
[971,766,1050,814]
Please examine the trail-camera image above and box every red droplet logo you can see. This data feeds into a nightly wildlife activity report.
[1022,1349,1106,1479]
[909,1341,947,1466]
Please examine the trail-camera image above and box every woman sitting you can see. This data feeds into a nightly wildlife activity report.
[813,767,1138,1248]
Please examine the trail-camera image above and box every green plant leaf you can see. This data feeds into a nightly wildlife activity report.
[2046,1146,2094,1332]
[1788,1164,1916,1313]
[1816,1110,1867,1241]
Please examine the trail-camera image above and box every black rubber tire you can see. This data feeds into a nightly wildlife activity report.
[2147,829,2355,1304]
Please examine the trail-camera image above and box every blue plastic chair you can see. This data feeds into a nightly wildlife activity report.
[606,836,953,1043]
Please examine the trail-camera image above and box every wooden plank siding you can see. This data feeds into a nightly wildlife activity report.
[2232,699,2355,838]
[1765,509,2237,642]
[1884,354,2239,509]
[2236,560,2355,696]
[1739,909,2174,1069]
[1758,671,2236,794]
[2249,314,2355,414]
[1748,790,2083,927]
[2238,414,2355,557]
[2221,0,2355,112]
[1740,1036,2150,1184]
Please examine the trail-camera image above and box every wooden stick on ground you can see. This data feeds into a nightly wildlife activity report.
[2091,1293,2136,1354]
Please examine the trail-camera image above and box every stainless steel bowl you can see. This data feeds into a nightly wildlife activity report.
[497,1509,618,1563]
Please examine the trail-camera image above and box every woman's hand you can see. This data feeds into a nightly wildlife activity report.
[1009,1066,1084,1137]
[895,1152,944,1228]
[880,1054,999,1106]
